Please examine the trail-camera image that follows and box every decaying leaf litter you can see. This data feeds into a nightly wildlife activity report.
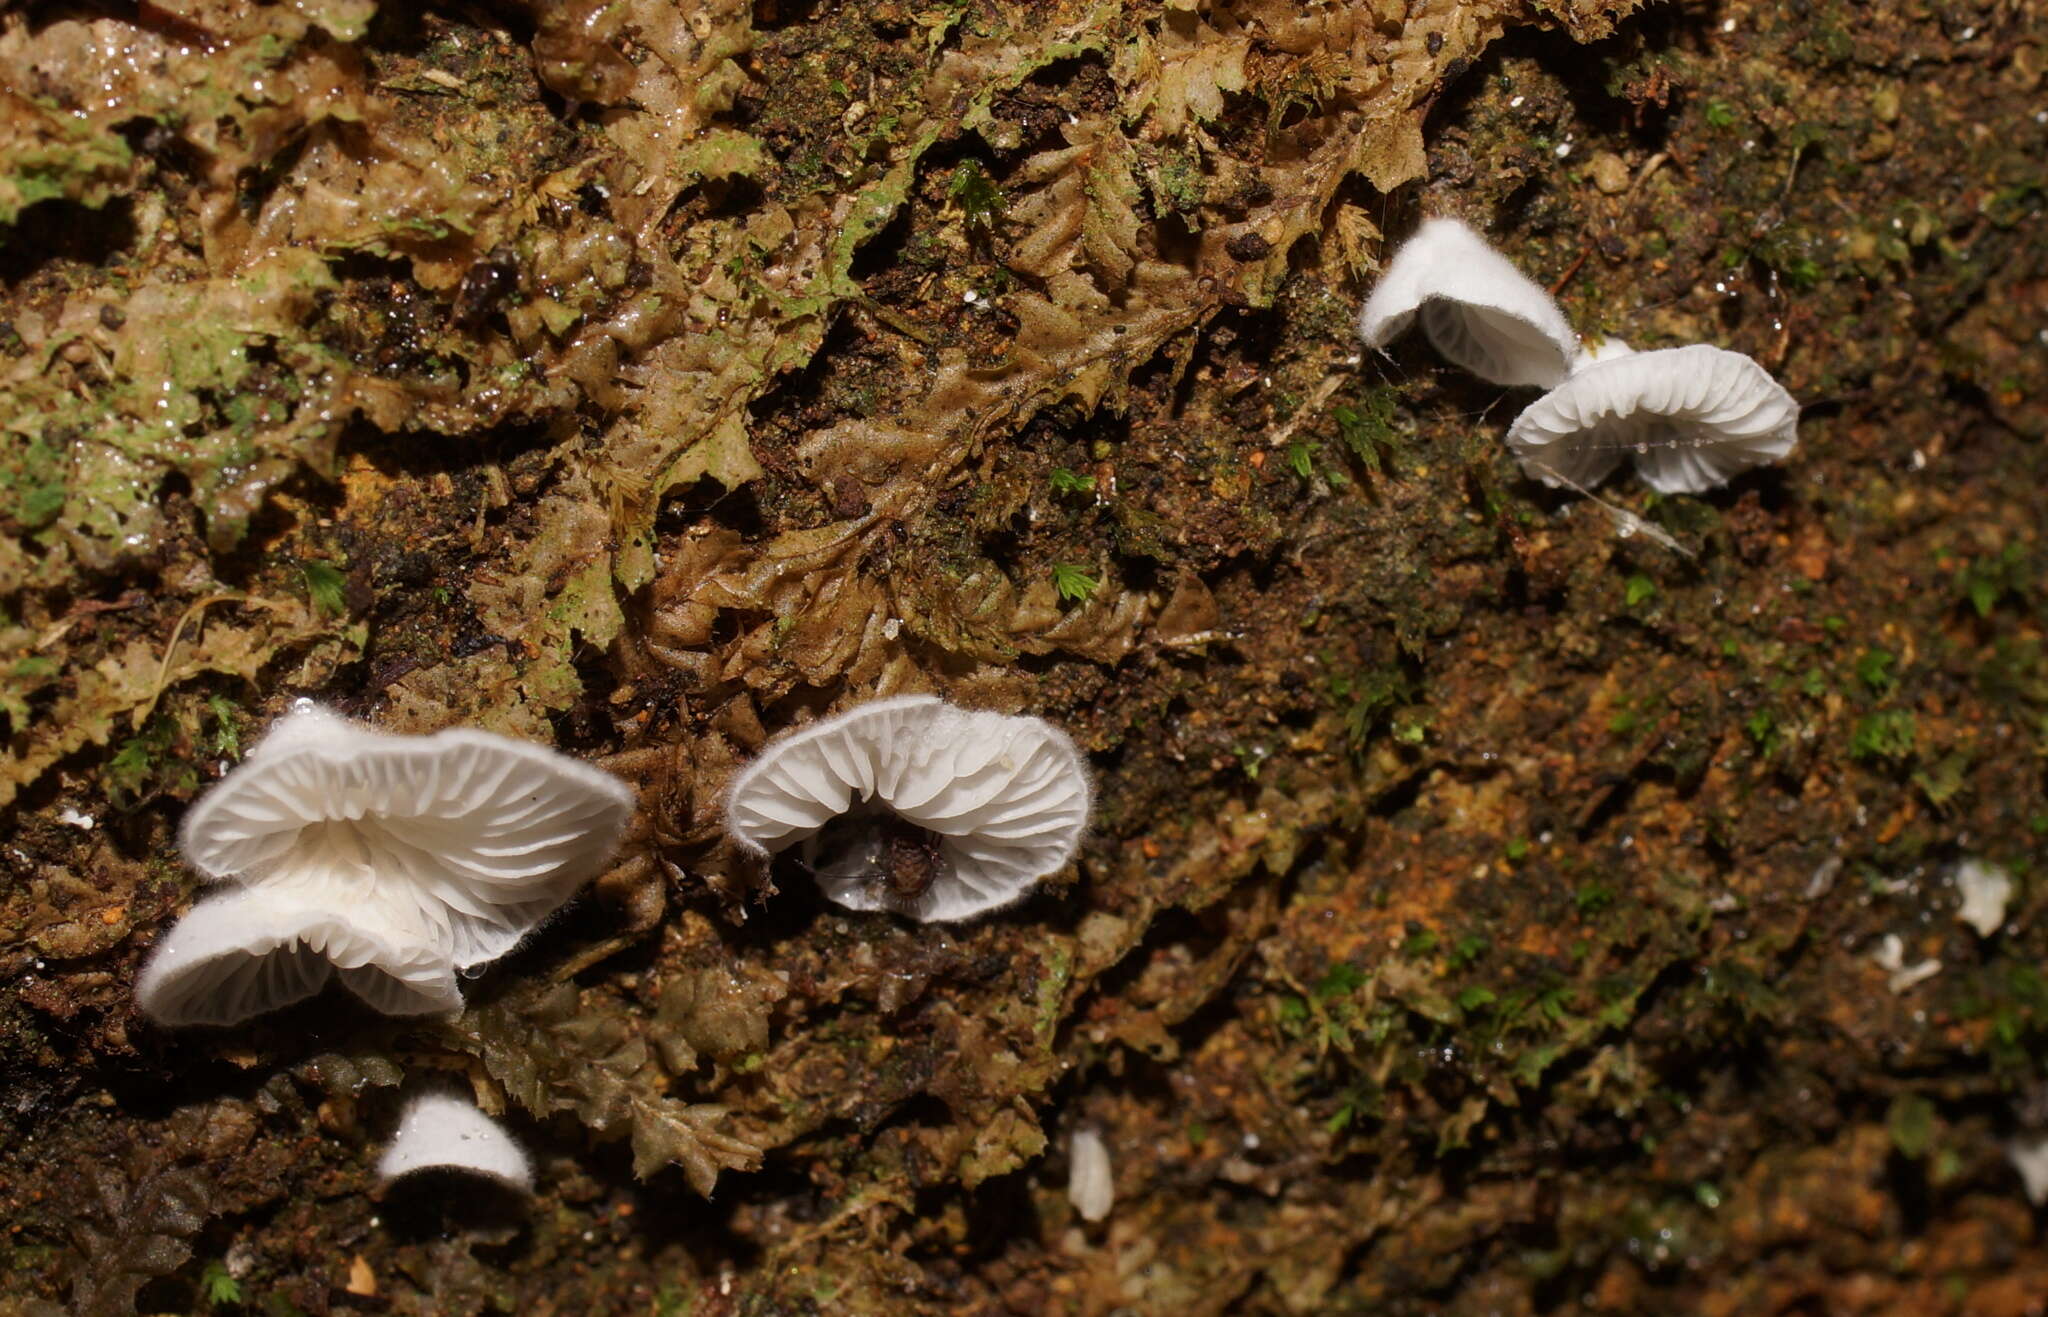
[2,0,2045,1312]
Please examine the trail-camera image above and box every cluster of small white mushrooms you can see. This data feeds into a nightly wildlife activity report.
[723,694,1092,923]
[137,700,636,1026]
[1359,216,1801,494]
[136,692,1091,1196]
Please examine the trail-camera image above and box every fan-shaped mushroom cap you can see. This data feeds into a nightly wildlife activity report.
[179,702,636,969]
[135,887,460,1027]
[1506,344,1800,494]
[1357,217,1579,389]
[376,1093,533,1191]
[724,695,1090,922]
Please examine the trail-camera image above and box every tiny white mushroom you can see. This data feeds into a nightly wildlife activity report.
[1954,858,2014,938]
[179,701,635,970]
[1506,343,1799,494]
[135,887,461,1027]
[1067,1127,1113,1223]
[2011,1133,2048,1206]
[1357,216,1579,389]
[724,695,1090,922]
[377,1093,533,1192]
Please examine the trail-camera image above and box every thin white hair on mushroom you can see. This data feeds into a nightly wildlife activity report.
[1357,216,1579,389]
[377,1092,533,1192]
[134,887,460,1027]
[724,694,1091,922]
[1507,343,1800,494]
[178,701,636,970]
[1570,336,1635,373]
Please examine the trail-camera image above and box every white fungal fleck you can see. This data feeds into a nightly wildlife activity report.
[2011,1134,2048,1205]
[1554,140,1573,159]
[724,695,1090,922]
[1356,217,1578,389]
[1506,344,1800,493]
[1871,934,1942,994]
[1067,1128,1113,1223]
[1954,858,2014,937]
[377,1093,533,1192]
[55,806,95,830]
[1803,855,1844,900]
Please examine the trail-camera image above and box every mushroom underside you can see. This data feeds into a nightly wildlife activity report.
[1418,298,1571,389]
[1513,413,1792,493]
[139,914,460,1027]
[794,799,1050,922]
[208,816,591,968]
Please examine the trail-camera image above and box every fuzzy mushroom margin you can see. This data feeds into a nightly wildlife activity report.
[722,694,1092,923]
[1357,215,1581,389]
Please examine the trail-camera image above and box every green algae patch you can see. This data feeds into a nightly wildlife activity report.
[0,96,134,229]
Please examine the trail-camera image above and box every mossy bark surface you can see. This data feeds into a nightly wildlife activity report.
[2,1,2045,1313]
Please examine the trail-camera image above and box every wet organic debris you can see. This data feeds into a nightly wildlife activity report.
[442,979,767,1196]
[2,0,2047,1313]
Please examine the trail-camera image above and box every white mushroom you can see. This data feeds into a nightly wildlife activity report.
[134,887,460,1026]
[1506,343,1800,494]
[1357,217,1579,389]
[377,1092,533,1192]
[179,701,635,970]
[2011,1133,2048,1206]
[724,695,1090,922]
[1954,858,2015,938]
[1067,1127,1114,1223]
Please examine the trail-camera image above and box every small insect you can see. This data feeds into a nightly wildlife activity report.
[874,813,944,905]
[804,808,947,907]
